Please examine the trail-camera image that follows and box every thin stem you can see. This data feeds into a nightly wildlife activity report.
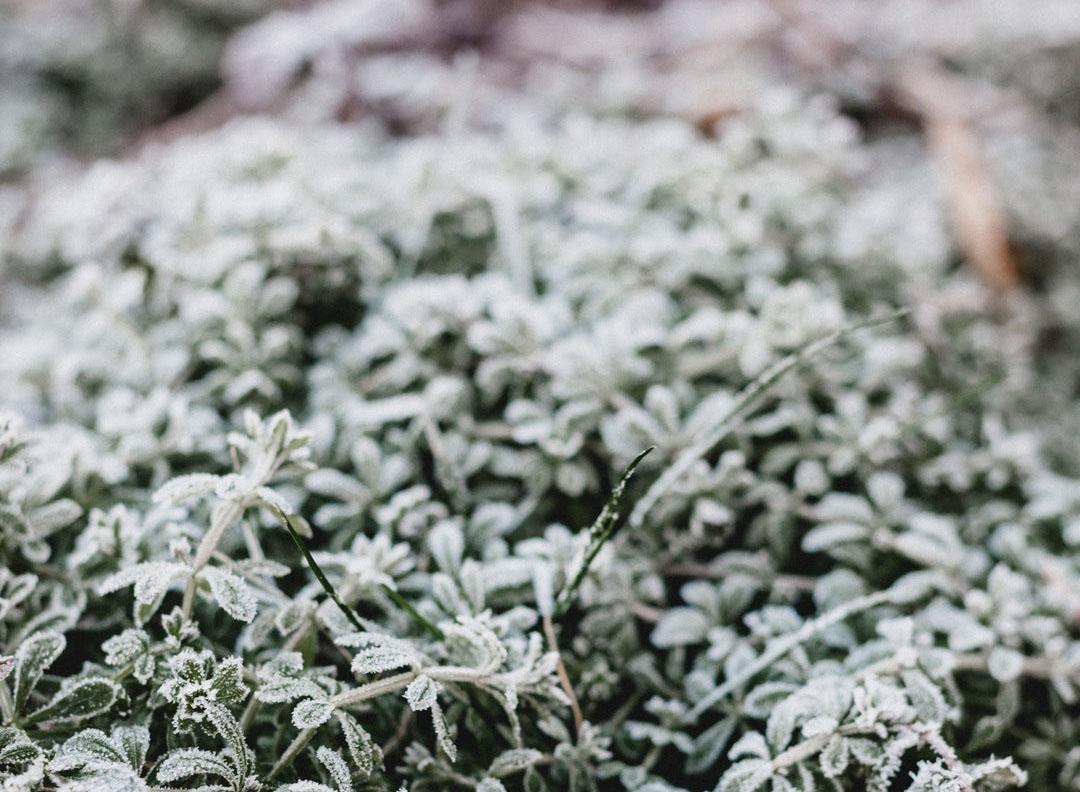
[543,613,584,741]
[269,726,316,779]
[631,309,910,529]
[270,664,508,778]
[182,500,244,619]
[688,588,901,721]
[771,723,864,770]
[380,706,414,758]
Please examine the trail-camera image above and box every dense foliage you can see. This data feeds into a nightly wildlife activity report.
[2,5,1080,791]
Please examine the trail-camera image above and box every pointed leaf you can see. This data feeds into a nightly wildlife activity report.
[14,630,65,714]
[24,678,119,724]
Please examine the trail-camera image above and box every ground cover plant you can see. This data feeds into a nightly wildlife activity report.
[2,3,1080,792]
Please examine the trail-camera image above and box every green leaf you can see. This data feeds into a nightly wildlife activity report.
[718,759,773,792]
[819,736,849,778]
[316,746,353,792]
[203,567,257,623]
[337,711,382,777]
[157,748,237,784]
[292,698,336,729]
[210,656,249,705]
[24,677,119,724]
[651,607,710,648]
[901,669,949,723]
[202,701,251,780]
[13,630,65,715]
[489,748,543,777]
[686,717,737,775]
[0,727,42,766]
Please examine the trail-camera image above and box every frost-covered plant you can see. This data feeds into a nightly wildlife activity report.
[1,75,1079,792]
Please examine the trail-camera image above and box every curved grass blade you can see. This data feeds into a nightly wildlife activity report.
[553,446,653,619]
[629,309,910,529]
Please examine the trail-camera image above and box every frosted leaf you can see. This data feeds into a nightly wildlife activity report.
[686,716,738,775]
[292,699,336,729]
[968,756,1027,787]
[532,563,555,617]
[257,673,319,703]
[202,567,258,623]
[236,559,291,578]
[987,647,1026,683]
[337,712,382,777]
[152,474,222,506]
[277,784,334,792]
[25,678,119,724]
[404,675,439,712]
[442,617,507,675]
[253,486,293,514]
[477,779,508,792]
[112,724,150,770]
[651,607,710,648]
[765,700,796,753]
[0,656,12,682]
[802,523,871,554]
[717,759,773,792]
[876,617,914,647]
[275,600,314,636]
[0,728,42,766]
[99,562,190,605]
[729,732,770,761]
[866,472,904,512]
[210,657,248,705]
[427,519,465,574]
[255,671,323,704]
[28,499,82,534]
[901,670,948,724]
[57,766,146,792]
[50,728,125,769]
[101,629,149,668]
[201,701,250,779]
[488,748,542,777]
[459,560,485,613]
[430,700,457,762]
[431,573,464,615]
[157,749,235,784]
[316,747,352,792]
[818,736,849,778]
[13,630,65,714]
[351,646,418,676]
[893,531,961,570]
[743,682,800,719]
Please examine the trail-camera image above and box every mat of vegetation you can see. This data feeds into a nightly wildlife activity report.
[2,19,1080,792]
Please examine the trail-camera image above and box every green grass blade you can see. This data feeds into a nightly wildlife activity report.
[553,446,653,619]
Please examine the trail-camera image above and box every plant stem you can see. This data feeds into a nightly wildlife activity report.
[543,612,584,741]
[631,309,909,529]
[182,500,244,619]
[688,587,901,721]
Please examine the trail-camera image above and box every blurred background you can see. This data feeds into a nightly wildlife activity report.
[4,0,1080,286]
[3,0,1080,368]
